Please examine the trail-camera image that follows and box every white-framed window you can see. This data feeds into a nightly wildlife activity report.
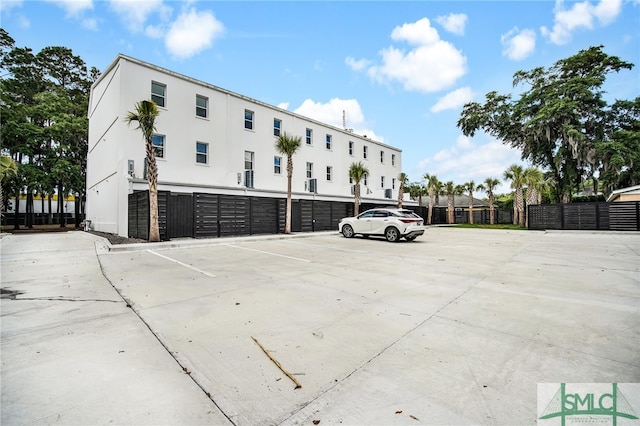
[244,151,254,188]
[306,162,313,179]
[391,153,396,166]
[152,134,165,158]
[151,81,166,107]
[363,173,368,186]
[381,176,385,188]
[326,166,332,181]
[244,109,254,130]
[306,128,312,145]
[380,150,384,164]
[274,156,282,174]
[348,141,354,156]
[196,95,208,118]
[392,178,396,189]
[274,118,281,137]
[363,145,368,160]
[196,142,208,164]
[326,134,332,150]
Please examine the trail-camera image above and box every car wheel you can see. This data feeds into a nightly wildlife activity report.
[385,227,400,242]
[341,224,355,238]
[405,235,417,241]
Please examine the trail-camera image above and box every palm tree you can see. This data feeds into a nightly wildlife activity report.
[463,180,477,224]
[275,131,302,234]
[478,177,500,225]
[125,100,161,242]
[1,155,18,223]
[349,161,369,216]
[424,173,439,225]
[504,164,526,227]
[524,167,544,228]
[397,172,409,208]
[444,181,461,224]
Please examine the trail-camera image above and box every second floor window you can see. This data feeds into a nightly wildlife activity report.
[196,95,208,118]
[152,134,165,158]
[326,134,332,150]
[244,109,254,130]
[274,118,281,136]
[392,178,396,189]
[196,142,208,164]
[274,156,282,174]
[151,81,166,107]
[306,162,313,179]
[326,166,332,181]
[306,128,312,145]
[381,176,385,188]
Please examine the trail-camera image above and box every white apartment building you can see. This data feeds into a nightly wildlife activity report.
[87,54,405,237]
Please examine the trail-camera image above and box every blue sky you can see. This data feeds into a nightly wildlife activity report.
[2,0,639,194]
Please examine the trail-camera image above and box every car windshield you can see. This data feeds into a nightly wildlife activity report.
[358,210,375,218]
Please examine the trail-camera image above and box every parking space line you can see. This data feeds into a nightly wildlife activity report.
[284,240,369,253]
[226,244,311,262]
[147,250,217,277]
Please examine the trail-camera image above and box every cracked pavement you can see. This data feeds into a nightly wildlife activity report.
[1,229,639,425]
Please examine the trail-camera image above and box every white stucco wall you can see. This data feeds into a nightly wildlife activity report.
[87,54,405,237]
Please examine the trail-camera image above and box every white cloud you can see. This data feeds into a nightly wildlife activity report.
[165,8,224,59]
[436,13,468,35]
[0,0,23,14]
[363,17,467,93]
[541,0,622,45]
[45,0,93,17]
[292,98,384,142]
[277,102,289,110]
[345,56,371,71]
[82,17,98,30]
[431,87,474,113]
[501,27,536,60]
[417,135,523,193]
[109,0,166,33]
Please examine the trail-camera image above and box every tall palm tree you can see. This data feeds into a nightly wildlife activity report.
[524,167,544,228]
[444,181,460,224]
[478,177,500,225]
[275,131,301,234]
[125,100,161,242]
[424,173,439,225]
[349,161,369,216]
[463,180,477,224]
[397,172,409,208]
[504,164,526,227]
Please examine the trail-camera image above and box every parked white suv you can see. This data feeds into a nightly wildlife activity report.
[338,208,426,242]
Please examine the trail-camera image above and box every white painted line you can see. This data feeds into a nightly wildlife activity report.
[284,240,368,253]
[226,244,311,262]
[147,250,217,277]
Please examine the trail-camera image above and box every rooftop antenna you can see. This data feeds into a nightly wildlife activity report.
[342,109,354,133]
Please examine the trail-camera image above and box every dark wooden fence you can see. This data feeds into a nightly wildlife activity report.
[528,202,640,231]
[127,191,517,240]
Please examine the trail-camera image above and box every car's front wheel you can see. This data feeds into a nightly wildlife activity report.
[385,226,400,242]
[341,224,355,238]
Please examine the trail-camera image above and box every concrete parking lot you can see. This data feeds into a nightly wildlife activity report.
[1,228,639,425]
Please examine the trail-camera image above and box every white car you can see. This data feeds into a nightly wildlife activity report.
[338,208,426,242]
